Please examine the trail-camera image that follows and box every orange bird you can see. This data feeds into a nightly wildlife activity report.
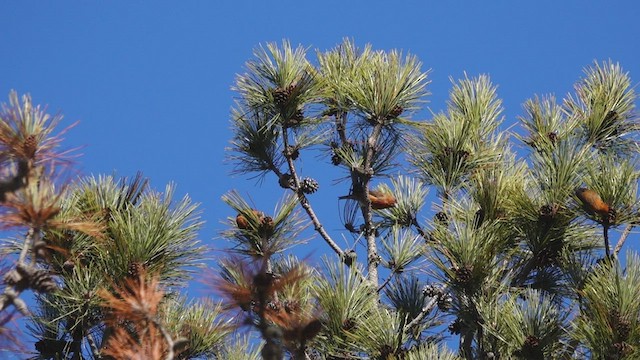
[236,210,264,230]
[368,189,397,210]
[575,188,610,218]
[340,189,397,210]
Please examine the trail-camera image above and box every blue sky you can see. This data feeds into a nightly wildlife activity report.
[2,0,640,352]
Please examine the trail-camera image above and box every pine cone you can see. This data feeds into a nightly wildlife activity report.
[611,310,631,341]
[387,105,403,120]
[278,173,295,189]
[127,262,145,279]
[607,207,617,224]
[331,153,341,166]
[301,177,319,194]
[23,135,38,158]
[266,301,281,312]
[236,213,250,229]
[443,146,454,157]
[612,342,631,357]
[283,145,300,160]
[539,204,556,218]
[342,317,356,331]
[437,294,452,311]
[259,216,275,236]
[616,318,631,341]
[515,335,543,358]
[539,203,558,224]
[283,299,300,313]
[30,269,57,293]
[604,110,618,123]
[422,283,441,298]
[273,86,294,108]
[546,131,558,145]
[453,264,473,286]
[434,211,449,225]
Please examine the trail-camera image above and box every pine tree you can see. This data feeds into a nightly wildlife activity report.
[1,39,639,360]
[223,40,640,359]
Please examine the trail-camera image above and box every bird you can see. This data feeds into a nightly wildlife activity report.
[339,188,397,210]
[575,188,610,218]
[236,210,264,230]
[369,189,397,209]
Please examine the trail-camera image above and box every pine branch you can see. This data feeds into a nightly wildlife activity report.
[281,127,346,259]
[377,271,395,293]
[151,317,176,360]
[87,333,100,358]
[603,223,611,259]
[0,228,40,316]
[403,295,439,333]
[613,224,633,257]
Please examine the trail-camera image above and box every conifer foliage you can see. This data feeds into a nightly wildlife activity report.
[1,40,639,359]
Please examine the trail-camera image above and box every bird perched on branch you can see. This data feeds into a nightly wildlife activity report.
[575,188,610,218]
[236,210,265,230]
[339,188,397,210]
[369,189,397,209]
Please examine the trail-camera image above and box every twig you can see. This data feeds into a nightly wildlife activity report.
[0,228,39,315]
[18,228,36,264]
[151,317,175,360]
[603,223,611,259]
[404,296,438,332]
[377,270,395,293]
[281,127,346,259]
[613,224,633,258]
[412,219,429,241]
[87,333,100,357]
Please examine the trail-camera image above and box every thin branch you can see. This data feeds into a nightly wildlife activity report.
[281,127,346,259]
[412,219,429,240]
[18,228,36,264]
[0,228,39,315]
[404,295,438,333]
[377,270,395,293]
[603,223,611,259]
[613,224,633,257]
[151,317,175,360]
[87,333,100,358]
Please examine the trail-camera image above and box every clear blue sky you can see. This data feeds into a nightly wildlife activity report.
[2,0,640,352]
